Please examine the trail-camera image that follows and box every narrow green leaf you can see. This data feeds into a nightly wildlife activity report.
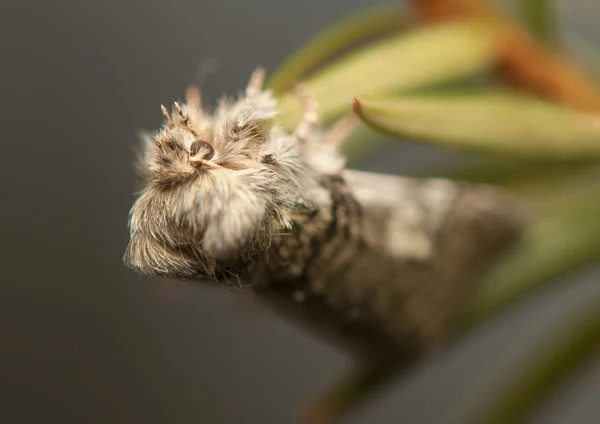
[461,290,600,424]
[266,3,410,95]
[354,92,600,158]
[431,155,592,187]
[276,20,499,130]
[520,0,558,42]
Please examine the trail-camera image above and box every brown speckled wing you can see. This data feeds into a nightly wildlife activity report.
[251,170,527,366]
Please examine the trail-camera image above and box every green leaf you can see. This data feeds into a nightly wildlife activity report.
[353,91,600,158]
[520,0,558,42]
[266,3,410,95]
[276,20,499,130]
[459,288,600,424]
[430,155,590,186]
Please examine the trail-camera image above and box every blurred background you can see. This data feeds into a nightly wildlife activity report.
[2,0,600,423]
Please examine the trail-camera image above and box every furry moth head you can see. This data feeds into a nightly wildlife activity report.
[124,68,343,279]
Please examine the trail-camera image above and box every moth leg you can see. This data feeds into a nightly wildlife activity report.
[293,83,321,143]
[246,67,266,97]
[185,85,202,109]
[324,112,359,150]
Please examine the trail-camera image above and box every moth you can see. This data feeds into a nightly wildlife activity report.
[124,68,526,369]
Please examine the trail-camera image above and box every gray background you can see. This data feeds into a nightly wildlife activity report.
[1,0,599,423]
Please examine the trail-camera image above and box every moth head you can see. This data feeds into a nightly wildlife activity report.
[125,80,312,279]
[138,88,282,181]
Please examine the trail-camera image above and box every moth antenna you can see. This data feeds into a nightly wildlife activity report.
[245,67,266,97]
[160,105,172,123]
[293,82,320,143]
[173,102,189,125]
[325,112,359,149]
[185,85,202,110]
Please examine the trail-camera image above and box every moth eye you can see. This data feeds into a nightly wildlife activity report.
[189,140,215,160]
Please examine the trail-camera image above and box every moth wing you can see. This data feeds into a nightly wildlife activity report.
[343,170,527,263]
[336,170,528,355]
